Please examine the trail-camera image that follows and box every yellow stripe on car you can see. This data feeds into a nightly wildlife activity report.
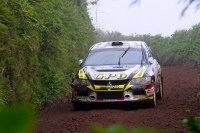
[87,84,95,91]
[78,68,88,79]
[124,83,133,90]
[133,65,146,78]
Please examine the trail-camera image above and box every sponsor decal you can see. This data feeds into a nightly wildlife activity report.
[101,85,119,89]
[146,89,154,94]
[94,74,104,79]
[96,98,124,102]
[131,85,146,89]
[95,84,124,90]
[133,95,146,99]
[102,99,117,101]
[147,69,154,76]
[93,73,127,79]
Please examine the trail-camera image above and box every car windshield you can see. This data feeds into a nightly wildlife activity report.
[84,48,144,66]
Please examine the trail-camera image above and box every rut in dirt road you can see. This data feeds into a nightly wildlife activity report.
[36,65,200,133]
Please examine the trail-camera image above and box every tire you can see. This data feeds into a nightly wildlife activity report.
[157,77,163,99]
[72,102,83,110]
[71,92,83,110]
[149,88,157,107]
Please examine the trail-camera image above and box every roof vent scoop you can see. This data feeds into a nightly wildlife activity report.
[112,42,123,46]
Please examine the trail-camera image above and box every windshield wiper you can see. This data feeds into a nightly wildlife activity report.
[118,47,130,66]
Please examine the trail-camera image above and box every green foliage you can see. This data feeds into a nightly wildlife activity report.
[0,0,40,105]
[0,103,35,133]
[0,0,95,107]
[90,123,174,133]
[182,115,200,133]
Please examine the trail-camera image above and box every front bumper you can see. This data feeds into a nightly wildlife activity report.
[72,85,155,103]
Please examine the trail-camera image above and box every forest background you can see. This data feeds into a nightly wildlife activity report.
[0,0,200,108]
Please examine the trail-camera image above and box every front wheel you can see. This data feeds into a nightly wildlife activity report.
[157,77,163,99]
[149,89,157,107]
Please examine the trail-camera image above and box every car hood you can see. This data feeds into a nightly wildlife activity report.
[78,64,154,80]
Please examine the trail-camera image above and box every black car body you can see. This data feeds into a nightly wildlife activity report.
[71,41,163,109]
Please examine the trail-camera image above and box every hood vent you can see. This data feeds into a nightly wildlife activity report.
[95,65,130,72]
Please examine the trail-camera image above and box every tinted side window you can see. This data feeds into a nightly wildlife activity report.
[144,43,153,58]
[147,48,153,57]
[148,47,154,57]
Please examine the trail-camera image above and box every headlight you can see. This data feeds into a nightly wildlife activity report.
[73,79,90,86]
[130,77,151,85]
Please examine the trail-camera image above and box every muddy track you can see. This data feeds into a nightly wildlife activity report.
[36,65,200,133]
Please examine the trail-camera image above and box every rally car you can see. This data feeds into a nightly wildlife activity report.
[70,41,163,110]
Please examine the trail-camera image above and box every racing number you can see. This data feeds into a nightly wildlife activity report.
[94,73,127,79]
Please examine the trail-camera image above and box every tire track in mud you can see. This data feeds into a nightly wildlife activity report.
[36,65,200,133]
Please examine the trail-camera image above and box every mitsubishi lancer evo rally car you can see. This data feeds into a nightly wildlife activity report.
[70,41,163,109]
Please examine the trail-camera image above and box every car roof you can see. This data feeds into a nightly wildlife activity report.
[89,41,147,50]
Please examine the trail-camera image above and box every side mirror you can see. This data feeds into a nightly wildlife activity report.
[148,57,154,64]
[78,59,83,66]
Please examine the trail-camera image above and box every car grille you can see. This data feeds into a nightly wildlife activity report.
[77,91,88,96]
[97,92,123,99]
[91,79,129,85]
[133,90,146,95]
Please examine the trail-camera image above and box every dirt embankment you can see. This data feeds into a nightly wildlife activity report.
[36,65,200,133]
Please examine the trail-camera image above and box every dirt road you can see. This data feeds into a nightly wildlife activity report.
[36,65,200,133]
